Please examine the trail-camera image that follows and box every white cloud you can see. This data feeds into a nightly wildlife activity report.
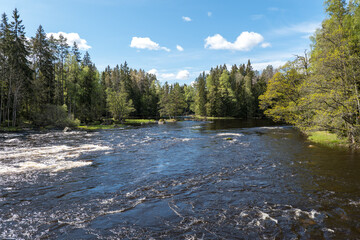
[208,12,212,17]
[182,16,192,22]
[261,42,271,48]
[252,60,287,71]
[148,69,158,75]
[161,73,176,79]
[176,70,190,80]
[176,45,184,51]
[204,32,265,51]
[158,70,190,81]
[46,32,91,50]
[130,37,170,52]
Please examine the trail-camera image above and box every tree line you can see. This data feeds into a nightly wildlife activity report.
[260,0,360,144]
[0,8,274,128]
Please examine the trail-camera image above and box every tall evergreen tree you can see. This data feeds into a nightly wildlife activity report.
[31,25,55,106]
[7,9,32,126]
[194,72,207,116]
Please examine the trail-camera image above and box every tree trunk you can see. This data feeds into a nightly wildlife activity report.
[6,72,12,127]
[0,77,3,125]
[12,93,17,127]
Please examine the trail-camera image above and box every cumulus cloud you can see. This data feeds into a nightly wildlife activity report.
[161,73,176,79]
[46,32,91,50]
[159,70,190,80]
[148,69,158,75]
[252,60,287,71]
[204,32,265,51]
[176,70,190,80]
[182,16,192,22]
[130,37,170,52]
[176,45,184,51]
[261,42,271,48]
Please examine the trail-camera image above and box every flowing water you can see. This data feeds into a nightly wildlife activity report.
[0,120,359,239]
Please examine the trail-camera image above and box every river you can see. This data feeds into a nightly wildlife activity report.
[0,119,359,239]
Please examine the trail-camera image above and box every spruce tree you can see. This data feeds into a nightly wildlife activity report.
[7,9,32,126]
[31,25,55,106]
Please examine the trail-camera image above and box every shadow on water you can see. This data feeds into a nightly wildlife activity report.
[0,119,359,239]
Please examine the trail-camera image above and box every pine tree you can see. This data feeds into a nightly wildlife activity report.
[31,25,55,106]
[72,42,81,63]
[7,9,32,126]
[0,13,10,126]
[195,72,207,116]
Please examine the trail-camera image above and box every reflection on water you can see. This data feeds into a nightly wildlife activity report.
[0,120,359,239]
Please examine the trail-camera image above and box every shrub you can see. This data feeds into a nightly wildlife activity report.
[31,104,80,128]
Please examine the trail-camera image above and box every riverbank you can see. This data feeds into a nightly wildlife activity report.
[193,116,237,120]
[307,131,350,148]
[77,119,157,130]
[0,119,159,132]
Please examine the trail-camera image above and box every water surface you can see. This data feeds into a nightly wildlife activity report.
[0,120,359,239]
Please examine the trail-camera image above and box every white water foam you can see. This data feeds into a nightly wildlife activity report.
[258,210,278,223]
[0,144,111,174]
[216,133,243,137]
[349,200,360,206]
[0,161,92,174]
[4,138,21,143]
[0,144,111,161]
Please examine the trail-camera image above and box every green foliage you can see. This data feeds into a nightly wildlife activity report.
[0,8,273,129]
[159,82,187,118]
[125,119,156,124]
[308,131,348,147]
[194,72,207,116]
[31,104,80,127]
[259,60,306,125]
[106,88,135,121]
[260,0,360,145]
[77,124,123,130]
[184,84,196,114]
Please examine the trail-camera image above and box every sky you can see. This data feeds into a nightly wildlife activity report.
[0,0,326,84]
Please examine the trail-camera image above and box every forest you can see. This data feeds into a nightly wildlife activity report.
[260,0,360,144]
[1,0,360,145]
[0,8,273,128]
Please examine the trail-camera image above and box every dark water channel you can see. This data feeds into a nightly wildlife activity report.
[0,120,359,239]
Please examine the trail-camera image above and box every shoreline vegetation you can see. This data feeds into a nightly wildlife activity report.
[307,131,350,148]
[0,9,269,136]
[0,117,353,149]
[2,1,360,150]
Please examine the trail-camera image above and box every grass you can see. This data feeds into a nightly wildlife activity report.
[307,131,348,147]
[77,119,157,130]
[165,119,177,123]
[77,124,124,130]
[193,115,237,120]
[0,126,23,132]
[125,119,156,124]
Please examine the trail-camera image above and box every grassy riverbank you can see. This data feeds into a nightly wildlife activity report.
[0,119,160,132]
[193,115,237,120]
[77,119,157,130]
[125,119,157,124]
[307,131,349,148]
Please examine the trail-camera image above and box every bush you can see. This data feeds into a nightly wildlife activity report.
[31,104,80,128]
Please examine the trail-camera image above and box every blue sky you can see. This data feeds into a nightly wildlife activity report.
[0,0,326,84]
